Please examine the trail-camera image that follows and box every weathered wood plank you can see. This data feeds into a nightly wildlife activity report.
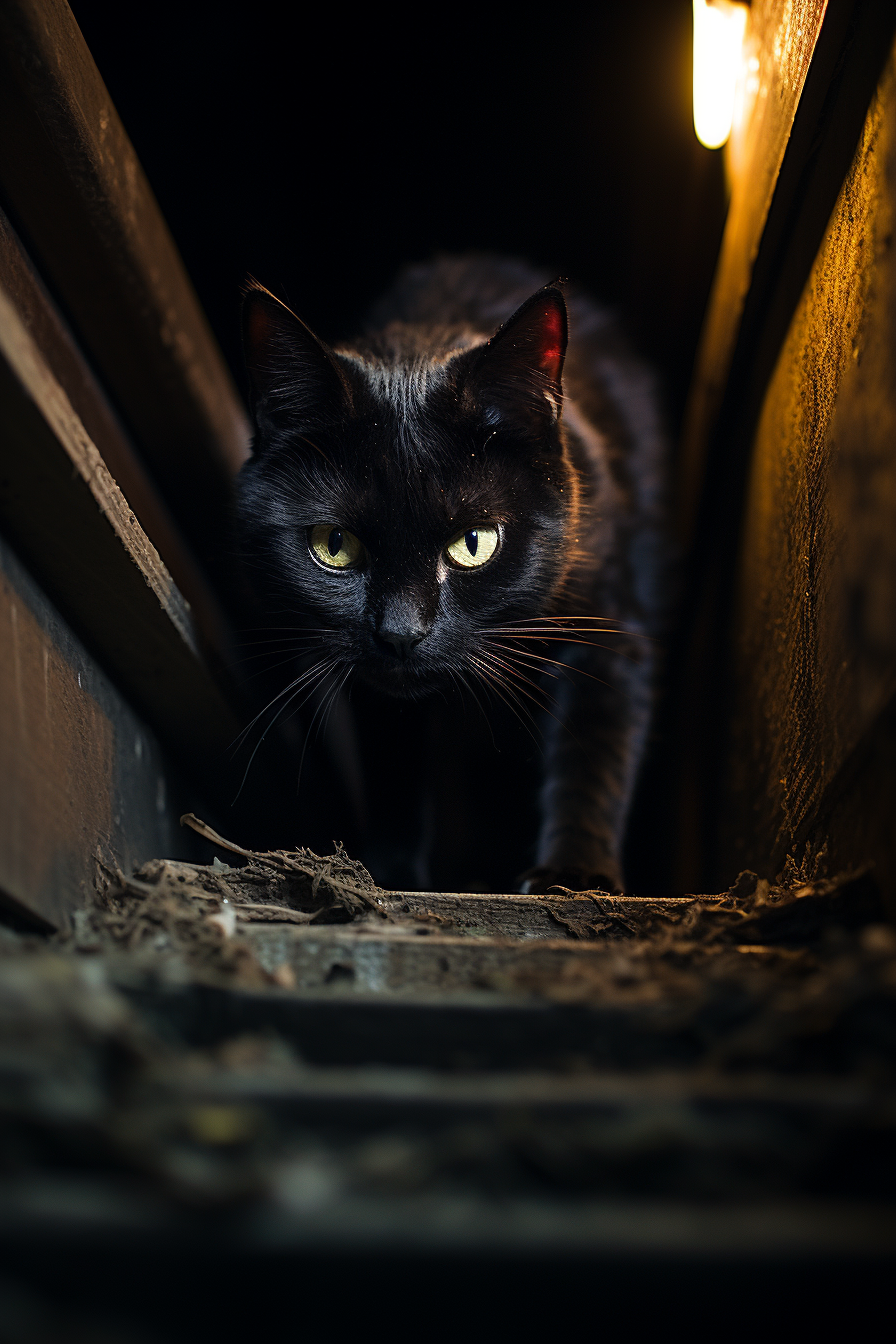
[0,210,229,663]
[0,0,251,562]
[378,889,698,939]
[0,537,207,929]
[238,919,702,995]
[674,0,896,888]
[724,40,896,887]
[0,256,242,770]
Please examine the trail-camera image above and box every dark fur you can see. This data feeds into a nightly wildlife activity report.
[235,256,666,892]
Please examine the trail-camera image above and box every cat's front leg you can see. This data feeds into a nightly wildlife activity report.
[522,638,654,894]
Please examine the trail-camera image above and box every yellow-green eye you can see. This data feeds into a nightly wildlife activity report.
[445,525,500,569]
[309,524,363,569]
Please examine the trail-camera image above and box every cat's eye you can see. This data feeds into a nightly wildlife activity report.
[445,525,500,569]
[309,524,364,570]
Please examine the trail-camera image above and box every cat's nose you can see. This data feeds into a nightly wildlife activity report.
[374,613,428,661]
[375,628,426,661]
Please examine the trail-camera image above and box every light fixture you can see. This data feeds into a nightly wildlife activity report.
[693,0,749,150]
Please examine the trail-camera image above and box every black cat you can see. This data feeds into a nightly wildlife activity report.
[235,257,666,893]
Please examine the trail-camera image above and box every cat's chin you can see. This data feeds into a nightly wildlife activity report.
[354,661,442,700]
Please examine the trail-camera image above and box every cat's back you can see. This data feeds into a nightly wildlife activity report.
[364,254,556,336]
[364,254,664,488]
[363,255,667,624]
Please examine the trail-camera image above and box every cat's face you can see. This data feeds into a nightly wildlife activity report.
[236,282,574,698]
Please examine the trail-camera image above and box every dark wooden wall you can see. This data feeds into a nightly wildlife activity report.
[0,536,200,929]
[679,0,896,900]
[0,1,255,926]
[724,40,896,893]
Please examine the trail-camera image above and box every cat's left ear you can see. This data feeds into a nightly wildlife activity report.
[462,285,568,427]
[242,280,353,437]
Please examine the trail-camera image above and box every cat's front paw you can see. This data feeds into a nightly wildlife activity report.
[519,866,623,896]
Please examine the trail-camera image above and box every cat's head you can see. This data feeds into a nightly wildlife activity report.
[235,278,577,698]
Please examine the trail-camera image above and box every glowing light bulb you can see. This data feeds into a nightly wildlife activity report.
[693,0,749,150]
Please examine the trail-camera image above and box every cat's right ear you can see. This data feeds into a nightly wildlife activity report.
[242,281,352,438]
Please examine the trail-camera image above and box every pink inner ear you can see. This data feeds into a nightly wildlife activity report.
[538,304,564,382]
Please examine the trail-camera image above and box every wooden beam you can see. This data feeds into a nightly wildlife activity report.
[680,0,894,537]
[0,210,229,667]
[722,41,896,887]
[0,536,209,930]
[0,254,243,776]
[0,0,251,566]
[674,0,896,887]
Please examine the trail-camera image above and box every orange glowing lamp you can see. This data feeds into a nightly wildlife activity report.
[693,0,749,149]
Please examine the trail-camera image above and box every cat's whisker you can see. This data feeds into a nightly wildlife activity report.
[489,614,626,626]
[235,638,324,653]
[485,640,621,685]
[231,637,329,663]
[467,654,543,750]
[484,649,563,683]
[230,656,336,753]
[237,625,338,637]
[448,667,498,749]
[295,662,351,795]
[476,648,590,747]
[485,630,645,665]
[488,615,654,641]
[487,625,632,636]
[248,661,339,801]
[477,652,565,726]
[234,632,336,656]
[486,626,640,642]
[317,664,354,744]
[487,636,631,649]
[486,629,633,644]
[235,636,330,650]
[233,650,333,675]
[491,636,621,689]
[474,646,560,720]
[238,653,321,683]
[478,648,556,703]
[238,646,352,687]
[237,657,318,679]
[232,657,340,803]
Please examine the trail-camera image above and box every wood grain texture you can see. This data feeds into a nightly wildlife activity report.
[0,538,205,929]
[0,0,251,562]
[241,914,708,996]
[0,261,243,773]
[384,890,700,940]
[0,209,229,664]
[674,0,896,888]
[724,41,896,883]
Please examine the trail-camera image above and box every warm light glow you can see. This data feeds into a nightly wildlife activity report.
[693,0,749,149]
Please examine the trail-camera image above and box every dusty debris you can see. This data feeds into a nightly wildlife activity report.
[68,816,399,989]
[485,866,896,1074]
[75,859,271,990]
[178,813,386,921]
[0,837,895,1221]
[543,865,878,943]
